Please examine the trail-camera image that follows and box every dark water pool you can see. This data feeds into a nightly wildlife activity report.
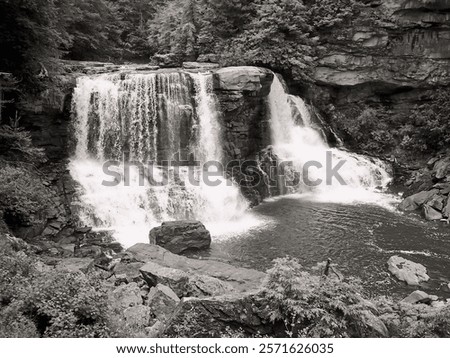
[206,195,450,299]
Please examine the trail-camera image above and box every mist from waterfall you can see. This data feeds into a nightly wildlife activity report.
[70,72,252,247]
[268,75,394,205]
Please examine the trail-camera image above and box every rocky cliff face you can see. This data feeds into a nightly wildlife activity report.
[292,0,450,162]
[213,66,274,162]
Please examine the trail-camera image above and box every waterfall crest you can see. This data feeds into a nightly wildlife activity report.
[70,71,250,247]
[268,75,393,204]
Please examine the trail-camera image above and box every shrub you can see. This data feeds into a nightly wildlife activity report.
[0,164,53,226]
[0,125,46,164]
[0,241,113,338]
[263,257,388,337]
[398,88,450,154]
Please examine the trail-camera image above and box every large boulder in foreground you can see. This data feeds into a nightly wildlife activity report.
[163,293,273,337]
[128,243,265,293]
[149,221,211,255]
[387,256,430,286]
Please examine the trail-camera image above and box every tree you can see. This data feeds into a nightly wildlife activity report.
[0,0,61,85]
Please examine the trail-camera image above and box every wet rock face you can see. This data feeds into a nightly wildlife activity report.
[213,67,274,162]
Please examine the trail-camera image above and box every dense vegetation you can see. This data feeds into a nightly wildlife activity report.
[0,0,357,84]
[264,258,450,338]
[332,88,450,159]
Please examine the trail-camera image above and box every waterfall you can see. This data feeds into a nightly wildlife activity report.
[70,71,250,247]
[268,75,392,204]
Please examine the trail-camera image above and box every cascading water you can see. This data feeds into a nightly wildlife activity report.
[268,75,393,204]
[70,71,250,247]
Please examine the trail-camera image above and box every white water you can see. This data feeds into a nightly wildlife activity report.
[70,72,253,247]
[268,75,394,205]
[70,70,397,247]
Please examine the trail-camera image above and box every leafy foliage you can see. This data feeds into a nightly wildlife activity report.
[399,88,450,153]
[0,125,46,163]
[0,0,62,84]
[263,257,387,337]
[0,241,112,338]
[0,164,53,228]
[331,87,450,158]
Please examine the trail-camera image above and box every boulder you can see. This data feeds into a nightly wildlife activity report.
[433,158,450,180]
[163,293,273,337]
[422,204,443,221]
[427,195,445,211]
[123,305,151,327]
[151,53,181,68]
[401,290,432,305]
[197,54,220,63]
[128,243,265,293]
[149,221,211,255]
[443,199,450,218]
[213,66,274,95]
[140,261,232,298]
[357,310,389,338]
[140,262,189,295]
[113,262,143,284]
[147,284,180,323]
[110,282,143,309]
[387,256,430,286]
[398,190,439,211]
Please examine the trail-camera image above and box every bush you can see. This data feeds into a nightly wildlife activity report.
[0,126,46,164]
[263,257,387,337]
[0,241,113,338]
[399,88,450,154]
[0,164,53,226]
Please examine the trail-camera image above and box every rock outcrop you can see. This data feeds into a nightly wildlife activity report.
[399,153,450,221]
[128,243,265,293]
[299,0,450,168]
[149,221,211,255]
[213,67,274,162]
[387,256,430,285]
[163,293,273,337]
[140,261,232,298]
[401,290,435,305]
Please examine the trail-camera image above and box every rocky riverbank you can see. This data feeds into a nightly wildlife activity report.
[398,151,450,222]
[2,226,449,338]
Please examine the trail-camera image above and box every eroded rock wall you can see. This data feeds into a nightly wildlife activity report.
[294,0,450,163]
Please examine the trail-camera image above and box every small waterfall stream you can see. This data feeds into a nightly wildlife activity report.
[268,75,393,204]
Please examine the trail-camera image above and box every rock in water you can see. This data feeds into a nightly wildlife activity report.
[398,190,439,211]
[422,204,443,221]
[387,256,430,286]
[149,221,211,255]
